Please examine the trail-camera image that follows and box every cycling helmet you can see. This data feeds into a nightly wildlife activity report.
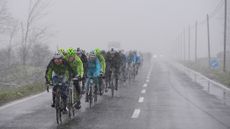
[53,52,63,59]
[77,47,81,51]
[94,48,101,54]
[76,48,82,55]
[110,48,116,54]
[66,48,76,57]
[58,48,65,54]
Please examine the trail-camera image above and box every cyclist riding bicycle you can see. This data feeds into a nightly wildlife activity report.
[66,48,84,109]
[76,48,88,94]
[45,52,73,113]
[85,51,101,102]
[118,50,127,82]
[105,48,121,90]
[94,48,106,95]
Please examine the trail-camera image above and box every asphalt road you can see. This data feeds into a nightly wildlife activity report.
[1,59,230,129]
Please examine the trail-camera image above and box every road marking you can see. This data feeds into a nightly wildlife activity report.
[138,97,144,103]
[146,79,149,82]
[131,109,141,119]
[141,89,146,94]
[143,84,148,87]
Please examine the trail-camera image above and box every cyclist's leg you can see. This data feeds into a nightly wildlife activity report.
[51,76,59,107]
[81,74,86,94]
[115,70,119,90]
[94,77,99,94]
[98,77,103,95]
[51,86,57,107]
[61,82,68,112]
[85,78,90,102]
[73,80,81,109]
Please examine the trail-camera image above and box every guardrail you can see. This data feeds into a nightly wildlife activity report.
[172,62,230,105]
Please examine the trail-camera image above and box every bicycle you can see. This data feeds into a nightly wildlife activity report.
[98,74,105,96]
[86,77,97,108]
[67,77,79,119]
[109,68,116,97]
[47,75,69,124]
[47,82,64,124]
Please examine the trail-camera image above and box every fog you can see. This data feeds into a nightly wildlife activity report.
[7,0,224,56]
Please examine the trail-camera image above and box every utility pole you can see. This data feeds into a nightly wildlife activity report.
[195,21,198,63]
[184,28,186,62]
[188,25,191,61]
[207,14,211,68]
[181,32,183,60]
[177,36,180,60]
[223,0,227,72]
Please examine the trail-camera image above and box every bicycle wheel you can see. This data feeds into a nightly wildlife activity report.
[89,86,93,108]
[94,84,97,102]
[68,89,73,119]
[111,78,114,97]
[55,90,62,124]
[72,84,75,117]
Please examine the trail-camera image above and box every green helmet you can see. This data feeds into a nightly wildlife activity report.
[58,48,65,55]
[67,48,76,57]
[94,48,101,55]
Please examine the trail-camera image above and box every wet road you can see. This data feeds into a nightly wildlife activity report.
[1,59,230,129]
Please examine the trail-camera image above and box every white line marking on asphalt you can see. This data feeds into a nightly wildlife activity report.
[141,89,146,94]
[143,84,148,87]
[138,97,144,103]
[146,79,149,82]
[131,109,141,119]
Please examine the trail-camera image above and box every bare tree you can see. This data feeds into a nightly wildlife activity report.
[19,0,49,65]
[6,24,18,66]
[0,0,13,33]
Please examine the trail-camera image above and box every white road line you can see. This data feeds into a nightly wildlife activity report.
[146,79,149,82]
[138,97,144,103]
[143,84,148,87]
[141,89,146,94]
[131,109,141,119]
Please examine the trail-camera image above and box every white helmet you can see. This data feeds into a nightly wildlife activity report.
[53,52,63,59]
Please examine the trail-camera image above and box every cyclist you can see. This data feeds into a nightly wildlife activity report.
[66,48,84,109]
[118,50,127,82]
[106,48,121,90]
[45,52,73,113]
[94,48,106,95]
[76,48,88,94]
[85,51,101,102]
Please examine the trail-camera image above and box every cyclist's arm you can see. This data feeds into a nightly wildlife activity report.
[46,64,53,84]
[95,58,101,77]
[45,59,53,83]
[64,60,74,80]
[75,55,84,78]
[99,55,106,74]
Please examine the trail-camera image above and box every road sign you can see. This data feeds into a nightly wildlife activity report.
[210,58,219,69]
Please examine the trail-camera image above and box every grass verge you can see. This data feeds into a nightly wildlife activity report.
[0,82,46,106]
[182,61,230,88]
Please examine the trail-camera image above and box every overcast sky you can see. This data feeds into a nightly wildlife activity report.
[7,0,221,55]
